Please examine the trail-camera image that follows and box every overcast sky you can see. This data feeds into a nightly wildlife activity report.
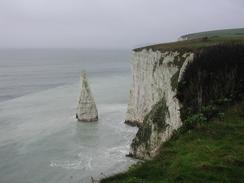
[0,0,244,49]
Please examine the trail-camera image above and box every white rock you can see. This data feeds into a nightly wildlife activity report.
[76,72,98,122]
[126,49,194,158]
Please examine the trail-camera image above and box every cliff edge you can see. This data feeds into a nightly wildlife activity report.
[126,37,244,159]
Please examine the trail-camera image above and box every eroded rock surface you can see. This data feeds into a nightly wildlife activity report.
[126,49,194,159]
[76,72,98,122]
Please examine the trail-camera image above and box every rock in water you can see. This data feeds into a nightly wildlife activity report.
[76,72,98,122]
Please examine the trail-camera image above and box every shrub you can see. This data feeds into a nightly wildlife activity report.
[184,113,207,129]
[177,43,244,122]
[238,99,244,118]
[215,98,232,105]
[201,105,219,120]
[217,112,225,121]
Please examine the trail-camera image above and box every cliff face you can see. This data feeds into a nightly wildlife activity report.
[126,43,244,160]
[126,49,193,159]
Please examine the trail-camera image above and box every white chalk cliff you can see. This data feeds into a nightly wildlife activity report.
[126,49,194,159]
[76,72,98,122]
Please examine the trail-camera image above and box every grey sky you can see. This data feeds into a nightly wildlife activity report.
[0,0,244,49]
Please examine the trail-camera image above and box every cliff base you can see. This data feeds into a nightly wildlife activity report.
[101,99,244,183]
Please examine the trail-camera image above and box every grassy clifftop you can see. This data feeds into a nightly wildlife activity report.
[101,99,244,183]
[134,35,244,52]
[180,28,244,40]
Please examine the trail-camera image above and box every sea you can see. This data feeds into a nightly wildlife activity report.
[0,49,137,183]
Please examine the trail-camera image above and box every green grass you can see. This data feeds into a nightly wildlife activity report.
[101,100,244,183]
[134,36,244,52]
[180,28,244,40]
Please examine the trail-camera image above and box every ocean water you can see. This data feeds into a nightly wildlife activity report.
[0,49,137,183]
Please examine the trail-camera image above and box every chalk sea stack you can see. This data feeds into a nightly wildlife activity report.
[76,72,98,122]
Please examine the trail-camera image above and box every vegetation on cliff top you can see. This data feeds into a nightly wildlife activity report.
[180,28,244,41]
[101,99,244,183]
[177,43,244,123]
[134,36,244,52]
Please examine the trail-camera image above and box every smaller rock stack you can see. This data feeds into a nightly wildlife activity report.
[76,72,98,122]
